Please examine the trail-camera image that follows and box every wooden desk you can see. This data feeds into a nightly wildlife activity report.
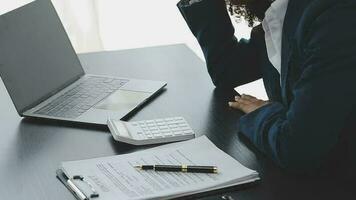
[0,44,354,200]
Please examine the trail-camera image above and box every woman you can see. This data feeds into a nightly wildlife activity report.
[177,0,356,174]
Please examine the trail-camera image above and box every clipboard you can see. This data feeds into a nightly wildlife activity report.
[56,169,99,200]
[56,136,260,200]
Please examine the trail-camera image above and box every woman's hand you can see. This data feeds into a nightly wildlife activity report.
[228,94,269,114]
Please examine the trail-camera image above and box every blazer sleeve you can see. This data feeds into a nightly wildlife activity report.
[177,0,262,89]
[239,2,356,172]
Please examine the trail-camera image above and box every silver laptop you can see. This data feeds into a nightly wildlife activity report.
[0,0,166,125]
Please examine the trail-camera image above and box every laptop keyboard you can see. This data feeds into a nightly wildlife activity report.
[34,76,129,119]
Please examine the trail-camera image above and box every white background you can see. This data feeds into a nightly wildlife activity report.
[0,0,266,96]
[0,0,252,56]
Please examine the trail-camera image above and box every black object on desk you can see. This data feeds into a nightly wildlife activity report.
[134,164,218,173]
[0,44,355,200]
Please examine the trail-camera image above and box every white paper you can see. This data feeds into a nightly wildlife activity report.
[234,79,269,100]
[61,136,259,200]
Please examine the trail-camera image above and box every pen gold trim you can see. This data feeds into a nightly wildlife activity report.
[134,165,142,170]
[182,165,188,172]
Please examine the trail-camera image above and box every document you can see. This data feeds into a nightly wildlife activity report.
[234,78,269,100]
[60,136,259,200]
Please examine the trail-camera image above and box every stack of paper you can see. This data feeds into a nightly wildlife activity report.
[60,136,259,199]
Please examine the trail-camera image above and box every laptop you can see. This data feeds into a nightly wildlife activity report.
[0,0,166,125]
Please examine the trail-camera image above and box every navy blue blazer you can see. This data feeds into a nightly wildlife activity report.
[178,0,356,174]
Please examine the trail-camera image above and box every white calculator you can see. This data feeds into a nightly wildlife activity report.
[107,117,195,145]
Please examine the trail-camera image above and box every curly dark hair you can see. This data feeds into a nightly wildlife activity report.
[226,0,274,26]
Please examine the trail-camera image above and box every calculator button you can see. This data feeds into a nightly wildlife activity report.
[173,131,183,135]
[159,126,169,130]
[171,128,180,132]
[148,127,157,131]
[183,130,193,134]
[161,130,170,134]
[151,130,159,134]
[165,118,174,122]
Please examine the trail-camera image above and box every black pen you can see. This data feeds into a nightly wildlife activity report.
[134,165,218,174]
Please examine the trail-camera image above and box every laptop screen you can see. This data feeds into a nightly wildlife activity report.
[0,0,85,114]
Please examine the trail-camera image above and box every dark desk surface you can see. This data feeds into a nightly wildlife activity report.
[0,44,354,200]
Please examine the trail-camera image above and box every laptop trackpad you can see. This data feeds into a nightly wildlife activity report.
[95,90,152,111]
